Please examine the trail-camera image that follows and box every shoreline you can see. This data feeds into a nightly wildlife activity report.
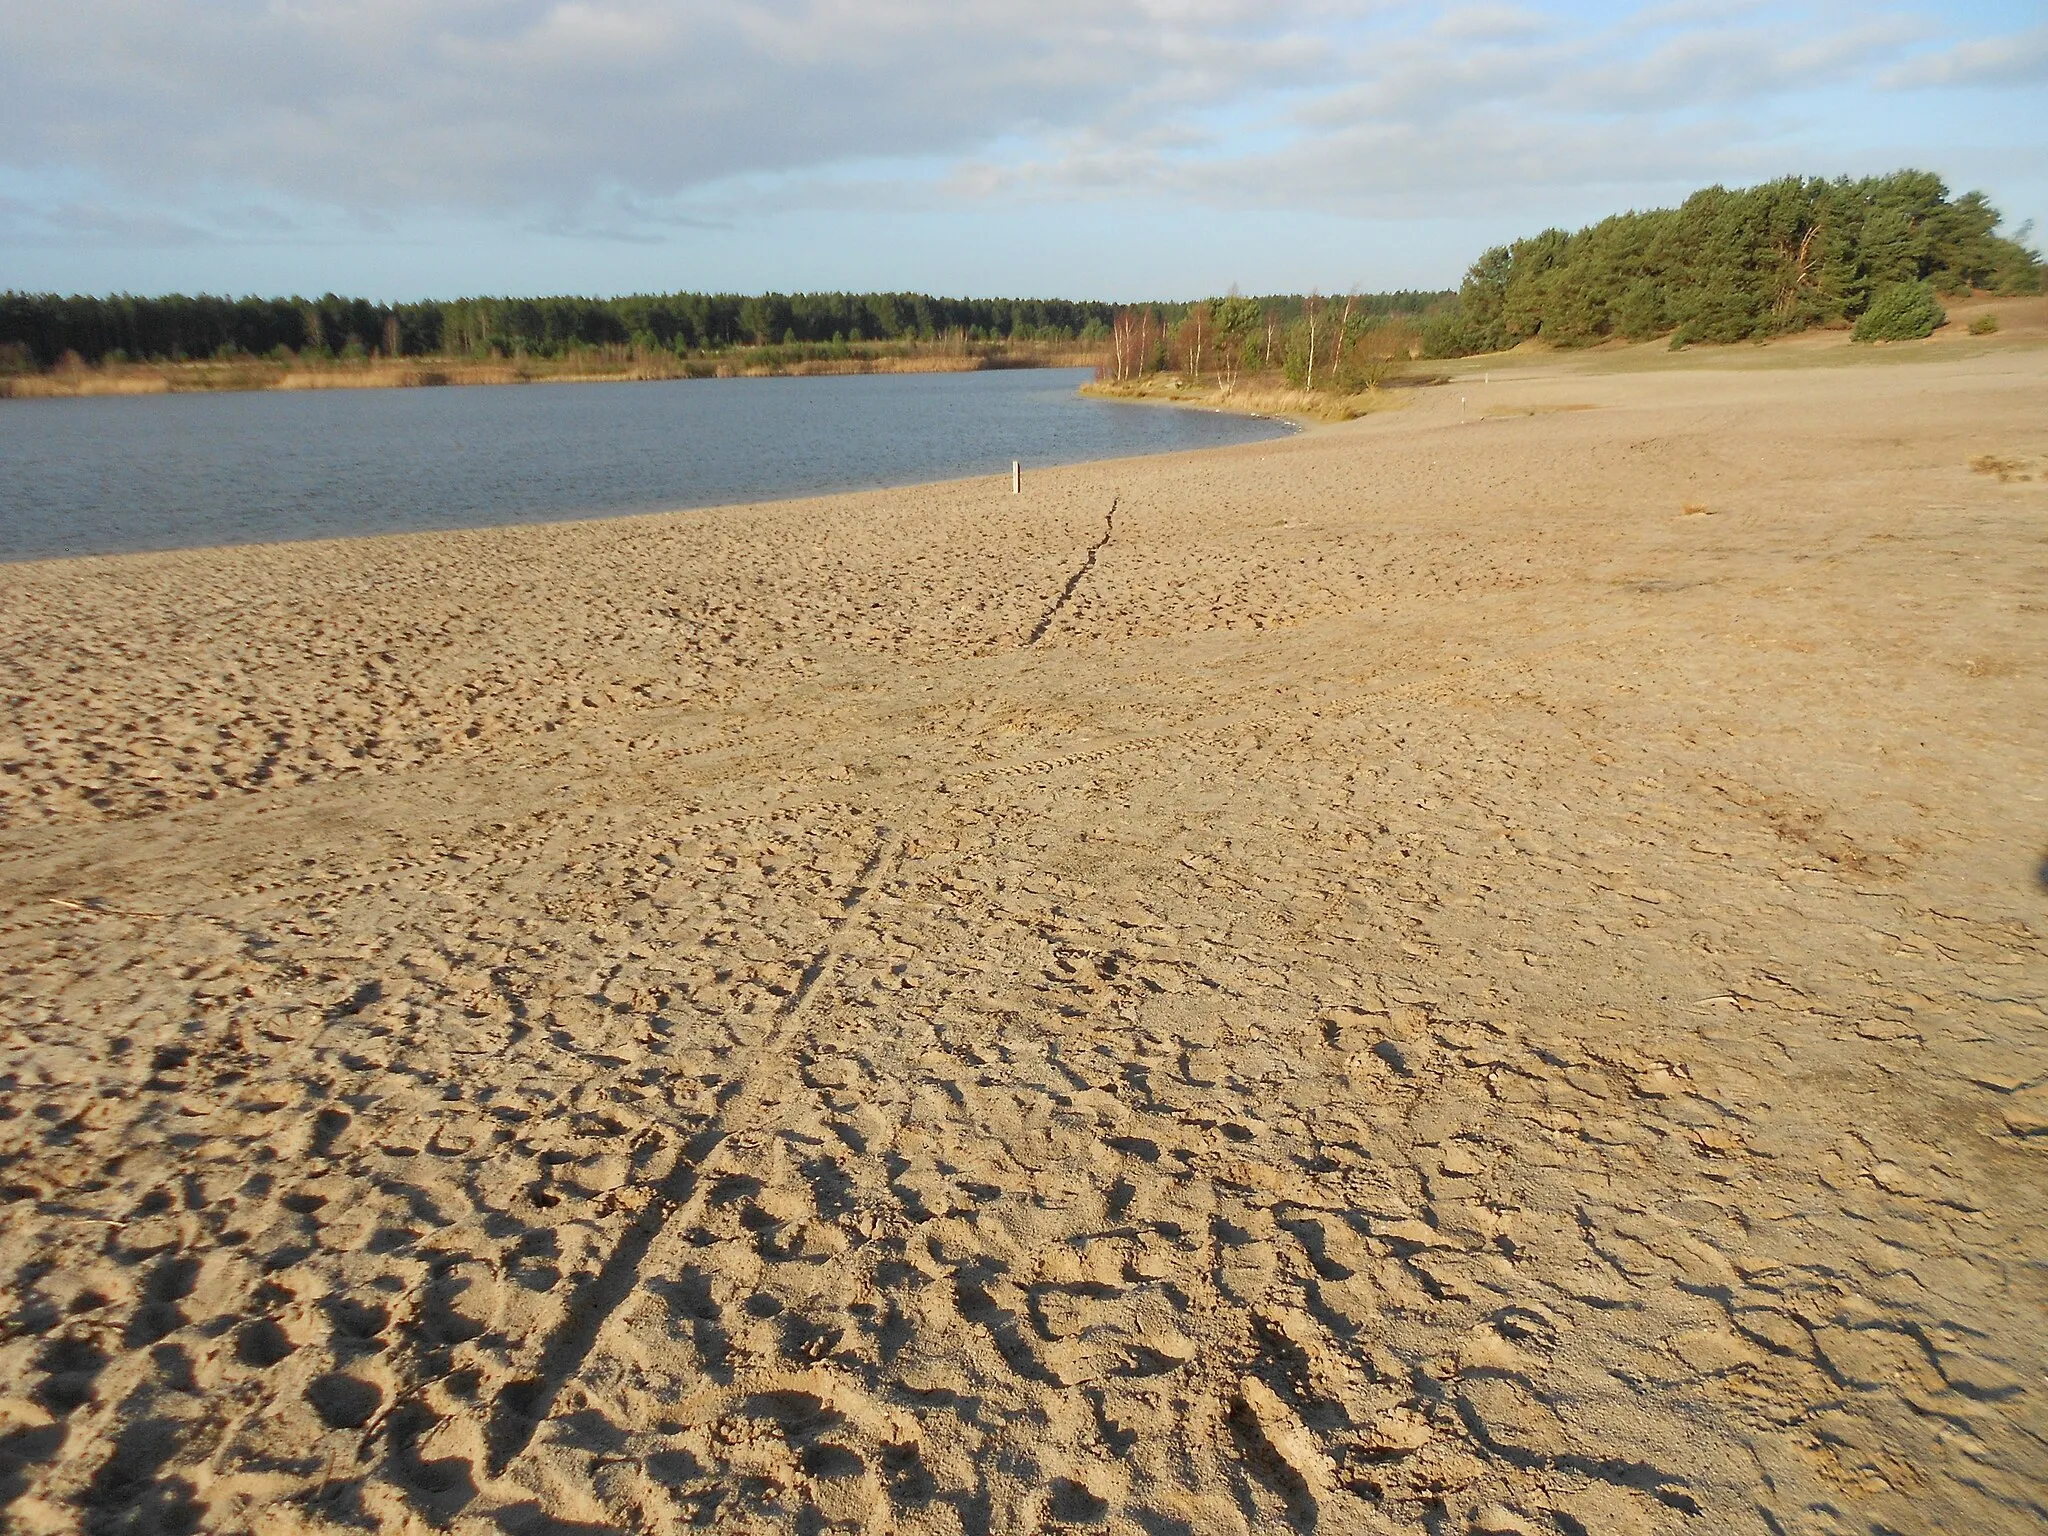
[0,372,1297,568]
[0,421,1295,570]
[0,344,1104,400]
[1081,373,1428,424]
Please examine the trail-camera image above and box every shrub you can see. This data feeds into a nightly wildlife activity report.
[1281,333,1310,388]
[1420,306,1475,358]
[1617,278,1667,340]
[1332,344,1392,392]
[1969,313,2000,335]
[1853,281,1946,341]
[1672,285,1765,346]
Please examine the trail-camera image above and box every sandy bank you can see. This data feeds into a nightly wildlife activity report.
[1,343,2044,1534]
[1080,374,1419,424]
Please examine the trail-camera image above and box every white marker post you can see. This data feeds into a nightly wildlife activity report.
[1012,460,1021,494]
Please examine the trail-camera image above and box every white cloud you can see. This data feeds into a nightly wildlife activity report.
[0,197,213,247]
[0,0,1352,213]
[1881,24,2048,89]
[1553,18,1918,114]
[949,5,1945,217]
[0,0,2032,244]
[1431,5,1552,41]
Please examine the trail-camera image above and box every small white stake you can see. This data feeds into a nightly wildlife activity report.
[1012,460,1021,494]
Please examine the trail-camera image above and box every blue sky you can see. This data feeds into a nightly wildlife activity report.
[1,0,2041,301]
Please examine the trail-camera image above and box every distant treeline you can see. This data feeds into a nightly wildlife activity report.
[0,291,1119,368]
[1424,170,2042,355]
[0,285,1453,372]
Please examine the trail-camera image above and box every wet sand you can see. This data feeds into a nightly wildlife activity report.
[1,340,2044,1534]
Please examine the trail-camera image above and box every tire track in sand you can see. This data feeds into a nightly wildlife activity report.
[482,823,901,1475]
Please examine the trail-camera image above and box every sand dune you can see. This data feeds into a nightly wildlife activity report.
[1,342,2044,1534]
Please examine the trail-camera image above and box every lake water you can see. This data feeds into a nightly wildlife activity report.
[0,367,1290,562]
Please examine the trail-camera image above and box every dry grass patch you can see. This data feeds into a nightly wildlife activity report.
[0,340,1104,399]
[1969,454,2033,482]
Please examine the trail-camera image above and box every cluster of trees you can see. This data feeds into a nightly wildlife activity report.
[1423,170,2041,356]
[1101,291,1446,390]
[0,289,1129,369]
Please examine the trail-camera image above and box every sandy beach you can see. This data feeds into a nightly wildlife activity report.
[1,336,2044,1534]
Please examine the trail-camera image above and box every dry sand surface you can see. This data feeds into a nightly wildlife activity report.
[1,340,2044,1536]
